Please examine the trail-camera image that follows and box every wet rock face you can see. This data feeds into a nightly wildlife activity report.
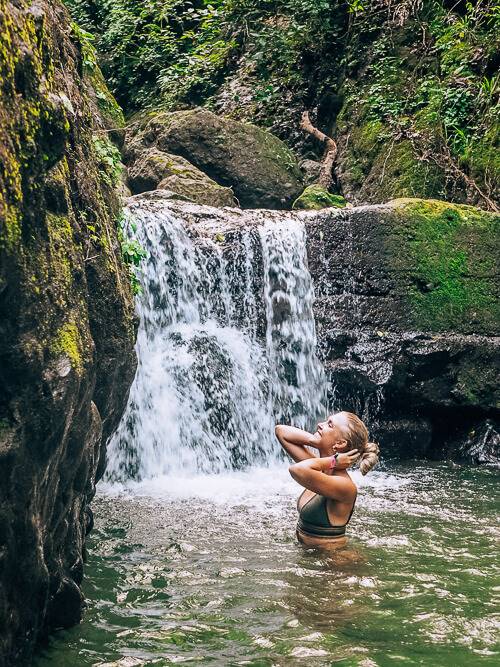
[124,108,304,209]
[0,1,136,664]
[305,199,499,461]
[456,420,499,467]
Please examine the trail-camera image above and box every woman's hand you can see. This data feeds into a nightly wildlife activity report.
[335,449,360,470]
[275,425,319,463]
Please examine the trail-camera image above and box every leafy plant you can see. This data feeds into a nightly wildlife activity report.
[479,74,500,100]
[347,0,365,13]
[118,217,147,295]
[70,21,98,72]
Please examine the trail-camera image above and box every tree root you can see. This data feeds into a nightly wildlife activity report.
[300,111,337,190]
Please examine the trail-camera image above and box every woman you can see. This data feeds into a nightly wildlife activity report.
[275,412,379,549]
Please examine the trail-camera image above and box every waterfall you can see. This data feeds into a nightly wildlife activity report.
[106,200,327,482]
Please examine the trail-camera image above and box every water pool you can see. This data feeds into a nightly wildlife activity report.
[35,462,499,666]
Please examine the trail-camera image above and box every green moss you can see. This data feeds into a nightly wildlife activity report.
[89,66,125,129]
[0,12,37,249]
[336,101,445,200]
[389,199,499,332]
[293,185,348,210]
[371,140,446,201]
[467,126,500,190]
[456,362,499,408]
[351,116,385,160]
[50,322,84,374]
[0,186,22,249]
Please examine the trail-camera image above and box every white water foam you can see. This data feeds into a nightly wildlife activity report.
[100,463,408,513]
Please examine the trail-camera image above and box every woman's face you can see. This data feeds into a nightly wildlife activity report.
[314,413,349,452]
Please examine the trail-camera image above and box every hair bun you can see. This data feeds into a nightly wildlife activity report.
[359,441,380,475]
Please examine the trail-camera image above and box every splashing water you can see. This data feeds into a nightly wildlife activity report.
[106,202,327,481]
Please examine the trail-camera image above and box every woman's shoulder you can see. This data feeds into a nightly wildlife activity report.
[337,472,357,497]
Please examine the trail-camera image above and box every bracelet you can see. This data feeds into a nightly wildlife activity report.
[329,453,338,470]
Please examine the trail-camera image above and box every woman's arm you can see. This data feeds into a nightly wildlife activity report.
[289,451,359,500]
[275,425,319,463]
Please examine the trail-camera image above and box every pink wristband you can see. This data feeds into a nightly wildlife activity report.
[329,454,338,469]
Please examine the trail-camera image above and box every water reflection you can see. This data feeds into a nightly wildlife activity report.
[283,546,370,630]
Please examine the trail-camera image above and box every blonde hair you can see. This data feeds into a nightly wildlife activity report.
[338,411,380,475]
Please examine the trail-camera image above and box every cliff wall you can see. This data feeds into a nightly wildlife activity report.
[0,1,136,663]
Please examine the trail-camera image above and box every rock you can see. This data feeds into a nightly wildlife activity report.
[307,198,499,335]
[457,420,500,467]
[293,185,348,210]
[335,110,449,206]
[305,198,499,459]
[118,165,133,199]
[0,1,136,664]
[157,174,237,208]
[85,55,126,147]
[129,189,191,204]
[299,159,323,186]
[372,418,434,459]
[124,108,304,209]
[127,148,237,207]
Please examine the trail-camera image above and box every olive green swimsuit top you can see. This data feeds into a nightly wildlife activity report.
[297,491,357,538]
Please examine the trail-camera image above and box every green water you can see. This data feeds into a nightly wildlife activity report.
[35,462,499,666]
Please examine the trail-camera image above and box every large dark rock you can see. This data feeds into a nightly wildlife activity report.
[456,420,499,467]
[304,198,499,461]
[0,2,136,664]
[124,108,304,209]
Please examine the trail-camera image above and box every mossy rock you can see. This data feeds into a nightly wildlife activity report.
[336,101,447,205]
[293,185,348,211]
[87,65,125,143]
[124,108,303,209]
[158,175,237,208]
[387,199,500,332]
[127,148,238,207]
[70,20,125,145]
[0,2,136,660]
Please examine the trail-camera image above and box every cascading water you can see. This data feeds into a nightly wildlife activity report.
[106,200,327,481]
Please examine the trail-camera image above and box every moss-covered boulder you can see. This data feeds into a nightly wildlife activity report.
[127,148,238,207]
[335,103,449,206]
[293,185,348,211]
[0,1,136,663]
[308,198,499,335]
[124,108,304,209]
